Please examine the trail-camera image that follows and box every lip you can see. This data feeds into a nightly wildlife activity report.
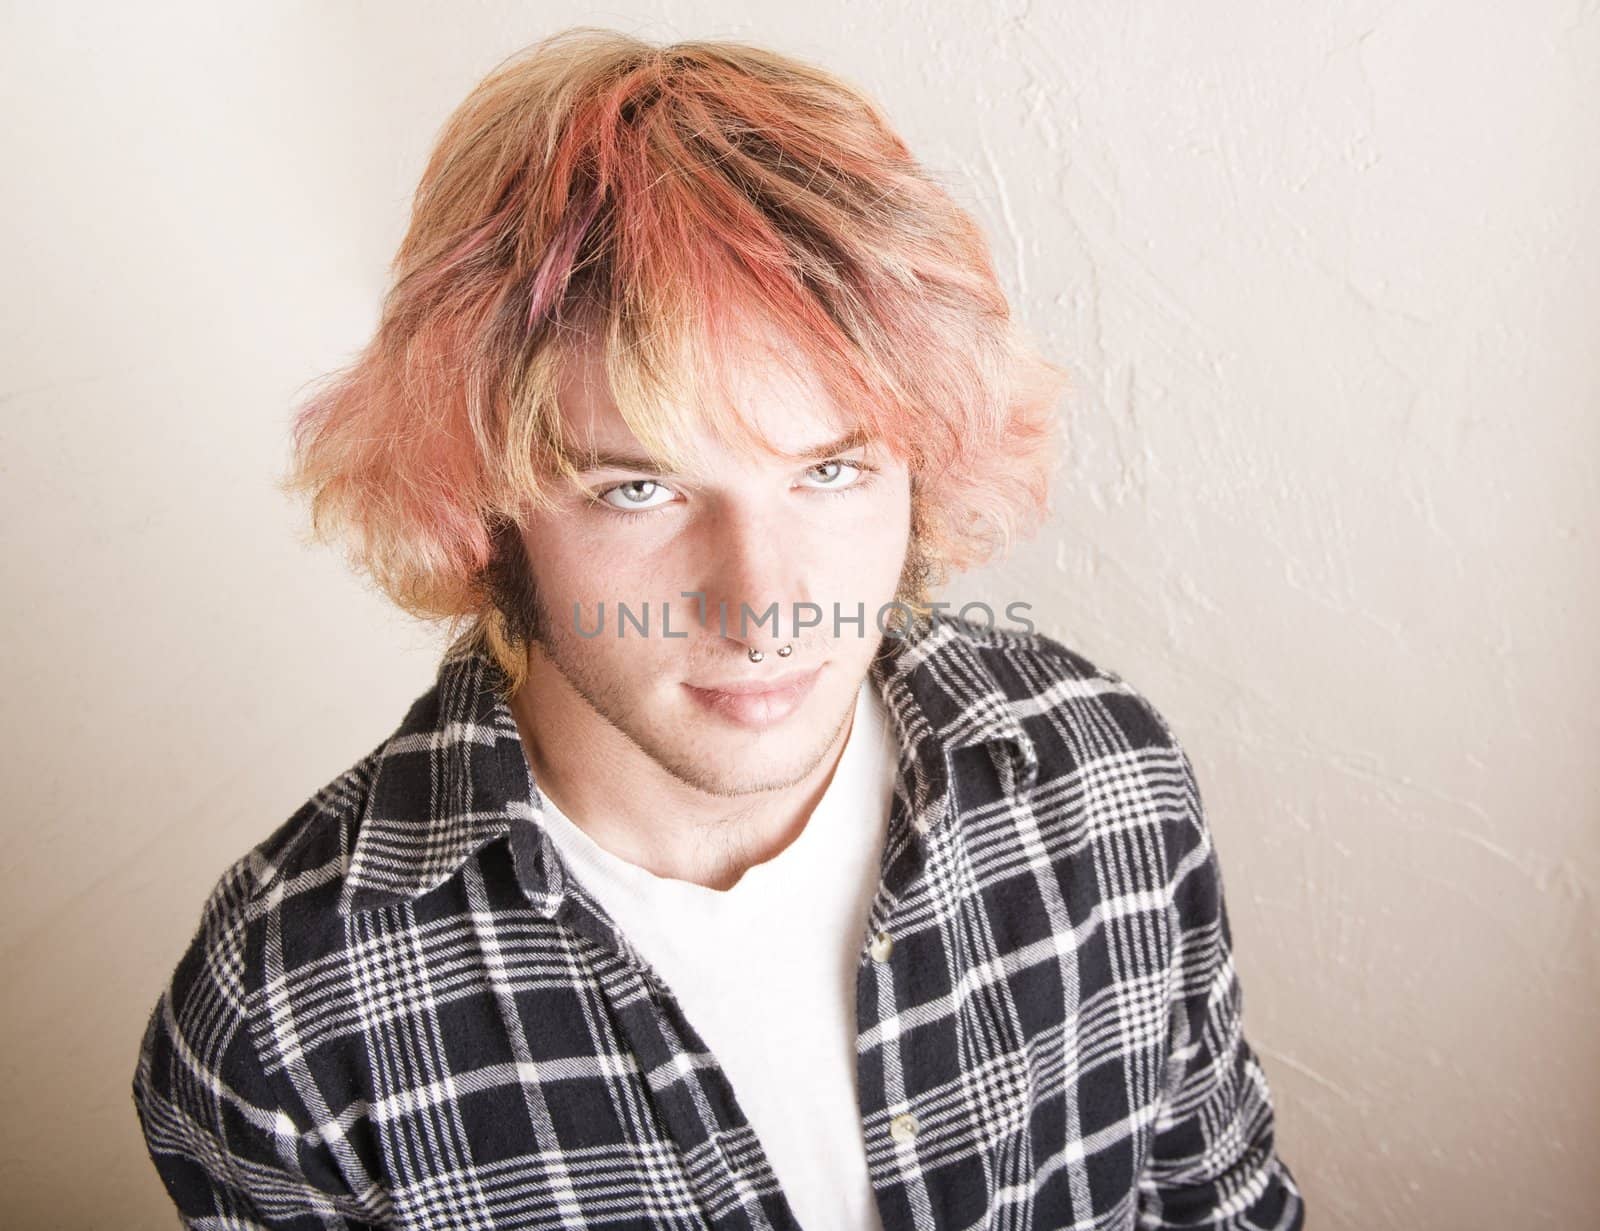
[682,665,823,729]
[686,669,817,696]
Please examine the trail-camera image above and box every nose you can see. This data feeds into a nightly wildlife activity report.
[697,500,812,656]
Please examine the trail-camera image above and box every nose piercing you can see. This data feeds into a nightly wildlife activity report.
[748,643,793,663]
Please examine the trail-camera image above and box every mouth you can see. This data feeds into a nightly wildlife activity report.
[681,665,824,729]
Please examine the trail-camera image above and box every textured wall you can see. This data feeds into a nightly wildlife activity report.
[2,3,1596,1227]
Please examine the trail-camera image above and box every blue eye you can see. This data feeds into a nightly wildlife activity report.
[589,457,880,520]
[597,479,676,512]
[803,459,867,490]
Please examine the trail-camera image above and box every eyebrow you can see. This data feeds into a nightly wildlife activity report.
[572,426,875,476]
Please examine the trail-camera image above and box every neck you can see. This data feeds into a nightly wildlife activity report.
[507,651,858,892]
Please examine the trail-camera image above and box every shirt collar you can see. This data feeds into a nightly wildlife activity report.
[337,616,1039,915]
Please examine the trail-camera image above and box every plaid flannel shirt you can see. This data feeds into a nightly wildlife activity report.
[133,614,1305,1230]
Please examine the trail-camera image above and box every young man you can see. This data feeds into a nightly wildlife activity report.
[134,28,1304,1231]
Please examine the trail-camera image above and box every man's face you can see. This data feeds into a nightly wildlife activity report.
[514,330,913,799]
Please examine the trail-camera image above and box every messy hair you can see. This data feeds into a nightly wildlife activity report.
[279,27,1069,696]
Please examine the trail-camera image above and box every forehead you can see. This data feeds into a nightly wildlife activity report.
[554,316,859,466]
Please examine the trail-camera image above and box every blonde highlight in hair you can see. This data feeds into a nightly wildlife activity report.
[279,27,1069,693]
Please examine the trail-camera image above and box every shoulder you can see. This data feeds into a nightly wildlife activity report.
[931,616,1219,908]
[135,741,385,1130]
[931,611,1186,757]
[132,747,390,1212]
[926,613,1203,846]
[150,741,385,1023]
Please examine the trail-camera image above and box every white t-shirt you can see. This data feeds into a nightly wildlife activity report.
[535,679,897,1231]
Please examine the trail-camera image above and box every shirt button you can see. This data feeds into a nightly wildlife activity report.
[869,931,894,963]
[889,1112,919,1143]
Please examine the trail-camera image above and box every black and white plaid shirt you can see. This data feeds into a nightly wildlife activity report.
[133,615,1305,1230]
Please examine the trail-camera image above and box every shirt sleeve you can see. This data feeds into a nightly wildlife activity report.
[131,864,378,1230]
[1137,743,1307,1230]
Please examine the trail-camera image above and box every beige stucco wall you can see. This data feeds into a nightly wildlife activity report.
[3,3,1595,1226]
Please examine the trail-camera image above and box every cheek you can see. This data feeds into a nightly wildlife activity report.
[850,475,914,573]
[521,523,654,603]
[836,521,907,583]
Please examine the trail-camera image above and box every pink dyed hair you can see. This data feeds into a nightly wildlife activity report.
[280,27,1070,692]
